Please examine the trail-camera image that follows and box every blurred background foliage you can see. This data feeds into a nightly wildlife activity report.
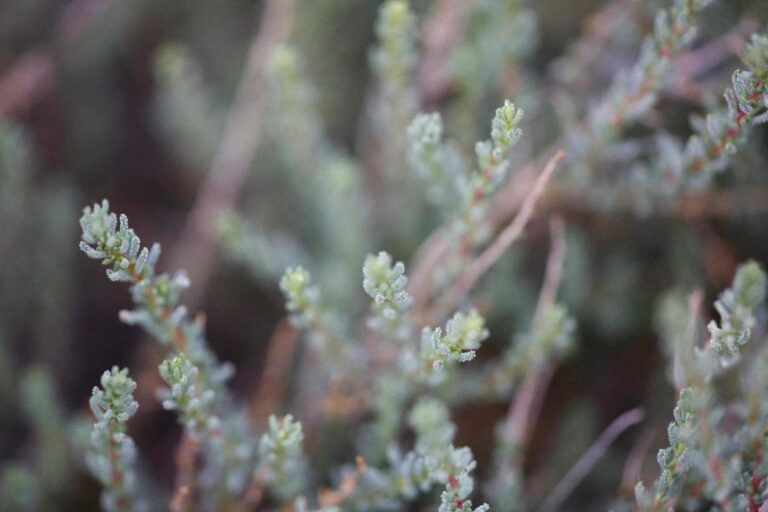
[1,0,768,510]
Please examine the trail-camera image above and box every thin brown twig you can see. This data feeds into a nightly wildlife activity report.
[620,426,658,496]
[407,224,452,309]
[0,0,108,118]
[488,20,754,227]
[534,183,768,220]
[171,434,199,512]
[505,362,557,454]
[533,216,567,327]
[673,289,705,390]
[417,0,473,108]
[554,0,638,92]
[0,52,54,118]
[248,318,300,426]
[537,407,645,512]
[318,456,368,508]
[170,485,191,512]
[242,465,268,510]
[410,15,754,294]
[669,18,758,102]
[426,150,565,323]
[170,0,297,304]
[501,210,571,484]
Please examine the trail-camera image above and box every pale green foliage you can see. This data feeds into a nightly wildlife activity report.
[153,43,223,170]
[281,266,321,324]
[490,99,524,153]
[87,367,142,512]
[371,0,417,100]
[64,3,768,510]
[355,251,491,509]
[260,43,368,307]
[370,0,419,148]
[258,414,307,502]
[80,200,233,391]
[428,309,489,369]
[280,266,350,370]
[266,44,319,156]
[635,387,699,510]
[158,356,257,506]
[408,399,488,512]
[363,251,410,317]
[409,398,455,450]
[369,0,423,243]
[573,0,714,192]
[745,33,768,80]
[363,251,413,347]
[354,398,488,510]
[636,261,768,510]
[481,304,576,398]
[407,112,458,204]
[362,252,409,308]
[706,260,766,365]
[0,464,39,511]
[158,354,215,435]
[469,100,524,207]
[217,210,308,280]
[0,121,79,510]
[80,202,260,508]
[401,97,528,300]
[454,0,536,104]
[594,0,713,130]
[643,34,768,200]
[80,200,188,343]
[91,367,139,426]
[421,97,525,266]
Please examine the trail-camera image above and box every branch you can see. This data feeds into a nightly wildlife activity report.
[620,426,658,496]
[500,213,571,480]
[533,216,567,327]
[536,407,645,512]
[170,0,297,304]
[668,18,758,102]
[171,434,199,512]
[0,0,107,118]
[427,150,565,322]
[417,0,473,107]
[248,318,300,426]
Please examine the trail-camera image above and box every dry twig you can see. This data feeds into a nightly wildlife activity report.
[620,426,658,496]
[533,216,567,327]
[500,208,570,492]
[0,0,108,118]
[248,318,300,426]
[537,407,645,512]
[171,0,297,304]
[417,0,473,107]
[318,456,368,508]
[426,150,565,323]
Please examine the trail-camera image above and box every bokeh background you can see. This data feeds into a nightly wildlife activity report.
[2,0,768,510]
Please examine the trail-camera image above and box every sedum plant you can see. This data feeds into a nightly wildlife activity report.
[75,1,768,507]
[87,367,143,512]
[80,201,494,511]
[257,414,307,503]
[6,0,768,510]
[635,260,768,511]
